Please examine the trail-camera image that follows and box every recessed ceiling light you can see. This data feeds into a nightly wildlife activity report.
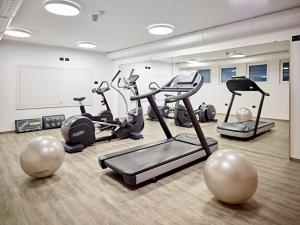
[187,60,207,67]
[77,41,97,49]
[4,28,32,38]
[187,60,198,64]
[147,24,174,35]
[44,0,81,16]
[230,53,246,58]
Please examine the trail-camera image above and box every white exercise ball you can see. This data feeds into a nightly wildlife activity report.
[204,149,258,204]
[236,107,252,121]
[20,136,65,178]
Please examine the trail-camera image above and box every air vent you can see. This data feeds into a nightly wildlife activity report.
[0,0,24,40]
[0,0,23,17]
[0,17,12,32]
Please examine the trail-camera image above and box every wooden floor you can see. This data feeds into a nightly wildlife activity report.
[1,115,300,225]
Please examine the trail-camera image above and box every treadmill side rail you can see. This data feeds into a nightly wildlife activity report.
[124,143,218,185]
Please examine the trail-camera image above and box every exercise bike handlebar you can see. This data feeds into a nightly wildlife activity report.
[130,72,204,103]
[92,81,110,94]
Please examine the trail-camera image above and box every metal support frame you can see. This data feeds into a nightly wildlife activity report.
[253,94,265,136]
[224,93,235,122]
[183,98,212,156]
[147,95,173,139]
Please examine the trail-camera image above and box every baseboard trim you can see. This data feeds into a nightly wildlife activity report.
[290,157,300,163]
[0,130,15,134]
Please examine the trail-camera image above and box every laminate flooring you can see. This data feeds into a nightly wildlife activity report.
[1,115,299,225]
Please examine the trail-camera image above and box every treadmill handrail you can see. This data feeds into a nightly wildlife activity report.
[226,76,270,96]
[130,71,204,103]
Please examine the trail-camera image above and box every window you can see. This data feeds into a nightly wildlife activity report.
[220,67,236,83]
[248,64,268,82]
[199,69,211,83]
[281,60,289,82]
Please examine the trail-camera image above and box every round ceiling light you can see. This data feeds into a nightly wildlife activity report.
[4,28,32,38]
[77,41,97,49]
[147,24,174,35]
[44,0,81,16]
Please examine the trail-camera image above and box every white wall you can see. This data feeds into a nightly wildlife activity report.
[290,36,300,160]
[0,40,114,132]
[177,53,290,120]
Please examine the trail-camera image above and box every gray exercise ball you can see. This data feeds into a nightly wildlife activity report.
[20,136,65,178]
[236,107,252,121]
[204,149,258,204]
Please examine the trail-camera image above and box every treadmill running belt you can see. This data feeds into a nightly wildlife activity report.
[104,140,203,175]
[219,120,272,132]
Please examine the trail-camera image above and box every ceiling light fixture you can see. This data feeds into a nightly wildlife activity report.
[4,28,32,38]
[77,41,97,49]
[187,60,207,67]
[147,24,174,35]
[230,52,246,58]
[44,0,81,16]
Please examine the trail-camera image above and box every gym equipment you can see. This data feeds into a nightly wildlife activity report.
[161,94,175,119]
[174,101,216,127]
[173,100,195,128]
[20,136,65,178]
[147,82,160,121]
[217,76,275,139]
[147,82,175,120]
[236,107,252,121]
[99,71,218,186]
[15,118,43,133]
[198,102,217,123]
[73,80,113,130]
[42,114,65,129]
[204,149,257,204]
[61,69,144,153]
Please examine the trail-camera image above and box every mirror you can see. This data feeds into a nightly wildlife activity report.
[117,40,290,159]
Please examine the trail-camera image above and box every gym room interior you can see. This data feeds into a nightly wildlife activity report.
[0,1,300,225]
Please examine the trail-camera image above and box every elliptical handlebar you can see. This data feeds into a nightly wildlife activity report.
[130,71,204,103]
[112,70,121,82]
[110,71,129,113]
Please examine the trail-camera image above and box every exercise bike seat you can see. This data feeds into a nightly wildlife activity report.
[73,97,85,101]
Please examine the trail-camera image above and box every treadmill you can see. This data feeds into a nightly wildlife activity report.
[99,71,218,186]
[217,76,275,139]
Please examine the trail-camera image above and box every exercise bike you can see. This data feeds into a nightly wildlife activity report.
[147,82,175,120]
[73,81,114,131]
[61,70,144,153]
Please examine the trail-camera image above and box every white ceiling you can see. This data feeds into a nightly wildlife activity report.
[161,41,290,63]
[3,0,300,52]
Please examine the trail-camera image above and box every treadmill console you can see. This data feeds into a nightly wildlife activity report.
[171,71,200,89]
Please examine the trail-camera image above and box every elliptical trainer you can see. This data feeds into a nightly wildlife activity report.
[61,70,144,153]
